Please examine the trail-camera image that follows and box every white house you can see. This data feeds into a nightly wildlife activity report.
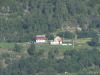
[36,35,47,43]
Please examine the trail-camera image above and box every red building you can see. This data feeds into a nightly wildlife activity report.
[36,35,47,43]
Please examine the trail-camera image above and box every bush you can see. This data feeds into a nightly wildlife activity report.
[27,44,36,56]
[14,44,22,53]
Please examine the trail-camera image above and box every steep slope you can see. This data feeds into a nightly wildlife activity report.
[0,0,100,42]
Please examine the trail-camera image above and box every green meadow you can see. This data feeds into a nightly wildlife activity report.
[0,39,92,51]
[0,43,15,50]
[0,38,93,57]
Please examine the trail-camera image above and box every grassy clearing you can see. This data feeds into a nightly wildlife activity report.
[35,43,93,56]
[35,43,78,56]
[35,44,74,56]
[35,42,92,51]
[75,38,91,43]
[35,44,74,51]
[0,38,94,56]
[0,42,26,49]
[0,43,15,50]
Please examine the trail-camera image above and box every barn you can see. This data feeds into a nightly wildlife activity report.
[36,35,47,43]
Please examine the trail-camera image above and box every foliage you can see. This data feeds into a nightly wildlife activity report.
[0,0,100,42]
[76,30,97,38]
[13,44,23,53]
[0,48,100,75]
[88,33,99,46]
[48,50,55,59]
[89,17,100,28]
[46,33,54,40]
[27,43,35,56]
[0,0,100,74]
[57,31,74,39]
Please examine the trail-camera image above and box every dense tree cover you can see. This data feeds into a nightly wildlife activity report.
[46,33,54,40]
[76,30,97,38]
[0,0,100,42]
[89,17,100,28]
[27,43,45,57]
[0,48,99,75]
[88,32,100,46]
[57,31,74,39]
[0,0,100,74]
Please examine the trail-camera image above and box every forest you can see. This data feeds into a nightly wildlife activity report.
[0,0,100,42]
[0,0,100,75]
[0,44,100,75]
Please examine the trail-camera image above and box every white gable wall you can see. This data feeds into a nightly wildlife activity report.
[36,40,46,43]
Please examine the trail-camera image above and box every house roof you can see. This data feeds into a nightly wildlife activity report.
[36,35,47,40]
[54,36,62,42]
[36,35,45,37]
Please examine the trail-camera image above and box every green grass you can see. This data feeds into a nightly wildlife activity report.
[0,38,95,56]
[34,38,94,56]
[0,42,15,50]
[0,39,93,51]
[35,43,92,51]
[75,38,91,43]
[35,44,75,56]
[35,44,73,51]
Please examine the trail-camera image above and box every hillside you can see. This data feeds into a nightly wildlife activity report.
[0,0,100,42]
[1,0,100,75]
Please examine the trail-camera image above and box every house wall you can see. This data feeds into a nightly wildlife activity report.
[62,43,72,45]
[36,40,46,43]
[50,42,62,45]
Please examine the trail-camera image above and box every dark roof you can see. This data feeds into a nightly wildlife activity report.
[62,41,72,43]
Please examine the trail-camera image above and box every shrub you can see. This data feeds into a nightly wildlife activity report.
[14,44,22,53]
